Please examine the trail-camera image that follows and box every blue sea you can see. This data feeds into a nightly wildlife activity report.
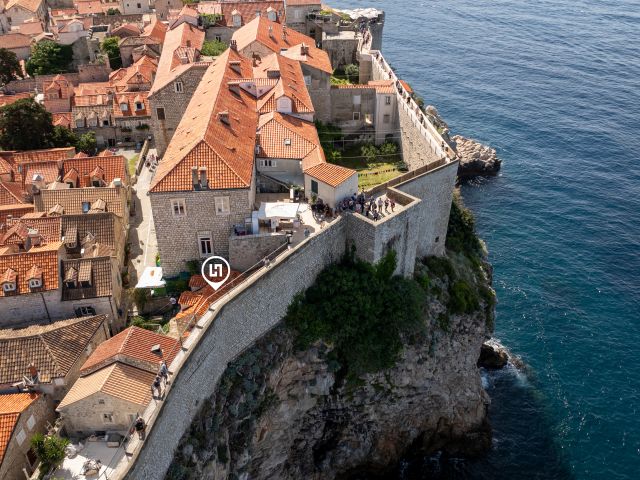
[334,1,640,478]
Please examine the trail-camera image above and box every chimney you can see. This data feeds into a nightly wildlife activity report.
[268,25,273,37]
[199,167,208,189]
[191,166,199,187]
[301,43,309,56]
[229,60,242,74]
[218,111,229,125]
[28,363,38,383]
[230,39,237,51]
[282,25,287,41]
[255,131,261,154]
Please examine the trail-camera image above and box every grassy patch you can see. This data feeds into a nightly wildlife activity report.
[326,142,405,189]
[128,154,139,176]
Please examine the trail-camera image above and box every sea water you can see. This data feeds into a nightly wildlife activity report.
[335,1,640,478]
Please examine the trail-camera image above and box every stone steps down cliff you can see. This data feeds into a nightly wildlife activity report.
[164,247,497,480]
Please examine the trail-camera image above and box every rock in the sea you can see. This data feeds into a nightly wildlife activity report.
[478,340,509,369]
[452,135,501,180]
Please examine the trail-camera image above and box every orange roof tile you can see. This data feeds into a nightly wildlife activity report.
[75,0,108,15]
[80,326,180,375]
[112,91,150,117]
[0,393,39,465]
[62,155,128,186]
[399,79,413,94]
[142,17,167,43]
[149,22,205,96]
[10,147,75,164]
[52,112,73,128]
[0,93,32,108]
[4,216,62,245]
[57,362,155,409]
[0,242,61,294]
[0,316,107,384]
[232,17,332,73]
[21,160,62,188]
[254,53,314,114]
[0,181,27,205]
[305,162,357,187]
[257,112,323,168]
[368,79,395,94]
[150,48,258,192]
[5,0,43,13]
[214,1,284,27]
[0,33,32,49]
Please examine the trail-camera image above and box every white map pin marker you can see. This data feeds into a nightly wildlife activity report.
[201,256,231,291]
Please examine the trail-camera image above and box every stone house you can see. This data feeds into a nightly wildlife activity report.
[120,0,150,16]
[57,326,179,436]
[3,0,46,29]
[43,74,73,113]
[330,80,400,144]
[284,0,321,36]
[153,0,181,20]
[0,392,52,480]
[231,17,333,122]
[55,17,91,45]
[147,21,207,156]
[0,315,109,399]
[197,0,285,44]
[0,32,32,60]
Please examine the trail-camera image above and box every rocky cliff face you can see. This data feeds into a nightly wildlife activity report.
[453,135,502,180]
[165,248,495,480]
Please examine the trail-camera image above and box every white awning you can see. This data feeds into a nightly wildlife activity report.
[257,202,300,220]
[135,267,166,289]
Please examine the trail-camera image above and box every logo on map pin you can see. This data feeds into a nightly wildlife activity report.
[201,256,231,291]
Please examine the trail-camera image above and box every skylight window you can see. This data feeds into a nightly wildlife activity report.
[284,138,291,146]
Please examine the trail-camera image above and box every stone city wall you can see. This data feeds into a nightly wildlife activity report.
[125,218,348,480]
[228,232,289,272]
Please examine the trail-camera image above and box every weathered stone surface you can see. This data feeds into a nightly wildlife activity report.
[478,339,509,369]
[453,135,502,180]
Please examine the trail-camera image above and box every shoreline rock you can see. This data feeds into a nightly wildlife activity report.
[452,135,502,180]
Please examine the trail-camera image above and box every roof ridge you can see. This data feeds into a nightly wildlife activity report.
[203,139,249,187]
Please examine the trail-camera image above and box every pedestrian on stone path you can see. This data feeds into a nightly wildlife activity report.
[384,198,390,213]
[152,375,162,398]
[134,415,146,440]
[373,210,380,222]
[377,197,384,212]
[159,361,169,385]
[390,198,396,212]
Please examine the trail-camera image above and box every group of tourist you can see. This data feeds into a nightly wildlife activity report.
[337,192,396,221]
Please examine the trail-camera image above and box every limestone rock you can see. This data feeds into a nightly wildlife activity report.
[478,339,509,369]
[452,135,502,180]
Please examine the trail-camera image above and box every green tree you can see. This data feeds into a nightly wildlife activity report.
[360,143,378,164]
[106,7,120,15]
[51,125,77,148]
[343,63,359,81]
[30,433,69,475]
[200,40,228,57]
[378,141,398,156]
[25,41,73,76]
[101,37,122,69]
[0,98,55,150]
[76,131,97,155]
[0,48,22,86]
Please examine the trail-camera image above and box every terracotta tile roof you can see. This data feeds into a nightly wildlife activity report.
[16,19,45,36]
[399,79,413,94]
[62,155,128,186]
[368,79,395,94]
[109,55,157,90]
[0,316,107,385]
[52,112,73,128]
[112,91,150,117]
[257,112,324,170]
[214,1,285,27]
[331,83,375,90]
[286,0,320,5]
[149,22,205,96]
[61,257,113,301]
[111,22,142,38]
[142,17,167,43]
[57,362,156,409]
[304,162,357,187]
[5,0,43,13]
[4,216,62,245]
[61,212,120,251]
[190,270,242,316]
[0,93,32,107]
[0,241,61,294]
[0,33,32,49]
[21,160,62,189]
[10,147,75,165]
[0,392,39,466]
[80,326,179,375]
[254,53,314,114]
[76,0,108,15]
[232,17,332,73]
[0,182,28,205]
[0,205,34,230]
[188,274,206,290]
[150,48,258,192]
[35,186,127,217]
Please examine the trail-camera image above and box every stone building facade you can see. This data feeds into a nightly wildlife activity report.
[150,184,255,277]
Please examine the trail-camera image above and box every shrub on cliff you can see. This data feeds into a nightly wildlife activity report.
[446,193,483,258]
[285,251,424,380]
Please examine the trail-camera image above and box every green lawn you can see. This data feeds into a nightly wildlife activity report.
[327,145,404,189]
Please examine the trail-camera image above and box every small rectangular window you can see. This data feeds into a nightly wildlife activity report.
[385,96,392,105]
[103,413,114,423]
[198,232,213,257]
[174,82,184,93]
[353,95,361,105]
[156,107,165,120]
[171,199,186,216]
[353,112,360,121]
[311,180,318,194]
[82,201,91,213]
[304,75,311,86]
[383,114,391,124]
[215,35,222,41]
[215,196,230,215]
